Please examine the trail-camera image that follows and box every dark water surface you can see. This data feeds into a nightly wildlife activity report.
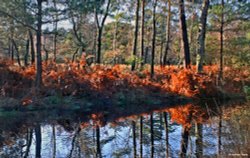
[0,99,249,158]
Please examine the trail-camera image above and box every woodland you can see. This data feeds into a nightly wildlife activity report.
[0,0,249,107]
[0,0,250,158]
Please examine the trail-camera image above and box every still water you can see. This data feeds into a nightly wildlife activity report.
[0,100,249,158]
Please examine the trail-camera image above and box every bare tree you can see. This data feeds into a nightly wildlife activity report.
[196,0,210,72]
[95,0,111,64]
[131,0,140,71]
[219,0,224,79]
[178,0,191,68]
[163,0,172,65]
[150,0,158,78]
[140,0,145,69]
[35,0,45,88]
[53,0,58,62]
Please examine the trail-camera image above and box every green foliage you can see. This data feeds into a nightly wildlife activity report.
[45,96,62,105]
[243,86,250,100]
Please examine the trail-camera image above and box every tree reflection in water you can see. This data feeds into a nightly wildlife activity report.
[0,100,249,158]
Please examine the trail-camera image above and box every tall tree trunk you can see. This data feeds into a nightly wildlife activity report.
[139,116,143,158]
[180,126,190,158]
[150,113,154,158]
[163,112,169,158]
[140,0,145,69]
[68,127,81,158]
[92,28,97,63]
[96,126,102,158]
[196,0,210,72]
[11,42,14,61]
[8,38,11,58]
[150,0,157,78]
[95,0,111,64]
[24,128,33,158]
[132,121,137,158]
[35,124,42,158]
[43,36,49,63]
[53,0,58,62]
[195,123,203,158]
[35,0,43,88]
[113,20,118,50]
[163,0,171,65]
[131,0,140,71]
[72,48,79,63]
[219,0,224,79]
[29,30,35,64]
[178,0,191,68]
[12,39,22,67]
[96,28,103,64]
[24,37,30,66]
[160,35,164,66]
[180,113,192,158]
[189,0,196,55]
[10,19,14,61]
[52,125,56,158]
[218,111,222,157]
[144,47,148,64]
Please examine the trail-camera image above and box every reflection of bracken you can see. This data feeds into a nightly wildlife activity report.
[167,104,209,128]
[83,103,210,130]
[0,101,249,158]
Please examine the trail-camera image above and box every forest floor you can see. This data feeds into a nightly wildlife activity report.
[0,57,249,113]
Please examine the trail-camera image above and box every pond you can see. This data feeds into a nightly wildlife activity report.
[0,99,249,158]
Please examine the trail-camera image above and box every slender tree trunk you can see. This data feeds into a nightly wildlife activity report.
[113,20,118,50]
[29,30,35,64]
[132,121,137,158]
[72,48,79,63]
[96,126,102,158]
[35,0,43,88]
[8,38,11,58]
[150,0,157,78]
[11,42,14,61]
[24,37,30,66]
[43,36,49,63]
[68,127,81,158]
[218,112,222,157]
[95,0,111,64]
[131,0,140,71]
[144,47,148,64]
[189,0,195,55]
[163,0,171,65]
[92,26,97,58]
[35,124,41,158]
[219,0,224,79]
[24,128,33,158]
[180,113,192,158]
[10,20,14,61]
[163,112,169,158]
[140,0,145,69]
[139,116,143,158]
[52,125,56,158]
[53,0,58,62]
[195,123,203,158]
[178,0,191,68]
[180,126,190,158]
[160,35,164,66]
[196,0,210,73]
[150,113,154,158]
[96,27,103,64]
[12,39,22,67]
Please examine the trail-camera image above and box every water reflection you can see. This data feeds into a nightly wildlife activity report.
[0,100,249,158]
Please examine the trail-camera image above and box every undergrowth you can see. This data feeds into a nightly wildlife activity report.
[0,57,249,106]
